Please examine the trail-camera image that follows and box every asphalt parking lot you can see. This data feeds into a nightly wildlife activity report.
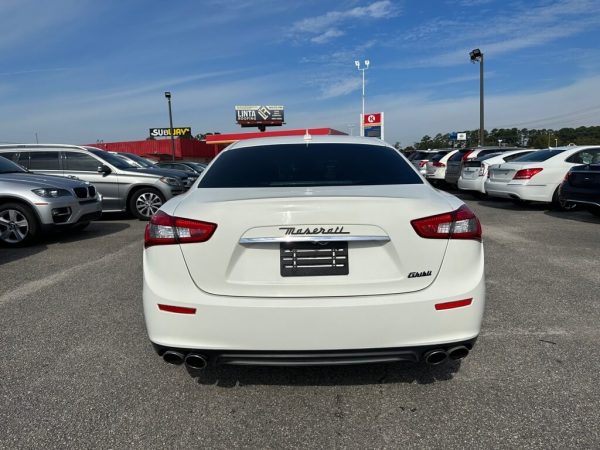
[1,195,599,449]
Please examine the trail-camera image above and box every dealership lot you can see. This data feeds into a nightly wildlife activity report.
[1,198,599,449]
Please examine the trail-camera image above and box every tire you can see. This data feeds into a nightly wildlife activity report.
[551,188,577,211]
[129,188,165,220]
[590,206,600,217]
[0,202,40,247]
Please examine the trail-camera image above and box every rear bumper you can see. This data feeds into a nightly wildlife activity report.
[143,242,485,352]
[151,338,478,367]
[559,185,600,207]
[484,180,553,202]
[457,176,485,193]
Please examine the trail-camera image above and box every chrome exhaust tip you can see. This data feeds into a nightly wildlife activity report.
[184,353,208,371]
[162,350,185,365]
[447,346,470,361]
[423,349,448,365]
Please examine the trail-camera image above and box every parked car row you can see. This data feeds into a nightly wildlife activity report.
[415,145,600,215]
[0,144,208,246]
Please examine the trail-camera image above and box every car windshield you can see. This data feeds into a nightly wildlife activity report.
[122,153,154,168]
[199,143,423,188]
[0,156,27,174]
[186,162,206,171]
[511,149,565,162]
[86,148,138,169]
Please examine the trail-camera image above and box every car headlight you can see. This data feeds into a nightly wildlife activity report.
[32,188,72,198]
[159,176,181,186]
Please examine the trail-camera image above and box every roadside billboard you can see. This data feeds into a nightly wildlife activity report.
[235,105,284,127]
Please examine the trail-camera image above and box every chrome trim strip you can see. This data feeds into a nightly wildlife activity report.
[239,235,390,244]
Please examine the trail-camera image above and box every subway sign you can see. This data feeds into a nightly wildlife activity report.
[149,127,192,137]
[235,105,284,127]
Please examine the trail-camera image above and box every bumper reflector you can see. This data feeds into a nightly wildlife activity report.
[435,298,473,311]
[158,304,196,315]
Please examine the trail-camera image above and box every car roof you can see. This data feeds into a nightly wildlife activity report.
[226,135,391,151]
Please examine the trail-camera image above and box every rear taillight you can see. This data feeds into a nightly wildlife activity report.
[144,211,217,248]
[461,151,474,161]
[513,168,543,180]
[419,160,427,168]
[411,205,482,240]
[563,171,571,182]
[433,162,446,167]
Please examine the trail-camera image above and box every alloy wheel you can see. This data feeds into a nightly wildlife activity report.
[135,192,163,218]
[0,209,30,244]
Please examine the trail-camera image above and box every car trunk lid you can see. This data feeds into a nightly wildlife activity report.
[174,185,452,298]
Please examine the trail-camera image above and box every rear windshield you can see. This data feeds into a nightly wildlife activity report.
[448,150,471,162]
[511,149,564,162]
[199,143,423,188]
[431,151,450,162]
[409,151,433,160]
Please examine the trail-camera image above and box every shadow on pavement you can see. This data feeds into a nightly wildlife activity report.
[544,208,600,224]
[189,361,462,388]
[0,221,130,265]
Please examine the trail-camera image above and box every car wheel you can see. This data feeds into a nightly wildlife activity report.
[0,203,39,247]
[589,206,600,217]
[129,188,165,220]
[552,188,577,211]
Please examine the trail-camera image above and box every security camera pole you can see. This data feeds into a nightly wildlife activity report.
[164,91,176,161]
[355,59,370,136]
[469,49,484,147]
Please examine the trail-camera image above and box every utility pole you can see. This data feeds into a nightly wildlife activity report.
[164,91,176,161]
[470,49,484,147]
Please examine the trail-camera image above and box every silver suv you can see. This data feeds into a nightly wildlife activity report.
[0,155,102,246]
[0,145,187,220]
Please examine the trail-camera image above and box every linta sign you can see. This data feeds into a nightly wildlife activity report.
[149,127,192,137]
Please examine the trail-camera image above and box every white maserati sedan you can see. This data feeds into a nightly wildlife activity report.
[485,145,600,208]
[143,135,485,371]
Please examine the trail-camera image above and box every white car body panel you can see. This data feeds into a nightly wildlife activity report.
[458,150,536,194]
[425,150,459,180]
[143,136,485,357]
[485,146,600,202]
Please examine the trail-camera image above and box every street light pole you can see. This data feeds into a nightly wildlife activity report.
[470,49,484,147]
[164,91,175,161]
[355,59,370,136]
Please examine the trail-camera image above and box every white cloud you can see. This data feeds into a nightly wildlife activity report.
[290,1,398,43]
[391,0,600,68]
[311,29,345,44]
[319,77,362,99]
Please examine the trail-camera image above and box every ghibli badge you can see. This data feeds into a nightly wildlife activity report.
[408,270,432,278]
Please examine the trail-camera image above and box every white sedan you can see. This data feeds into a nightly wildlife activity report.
[143,135,485,372]
[458,149,538,195]
[485,146,600,208]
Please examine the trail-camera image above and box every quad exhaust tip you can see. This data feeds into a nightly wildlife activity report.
[447,345,470,360]
[423,349,448,365]
[185,353,208,371]
[162,350,185,365]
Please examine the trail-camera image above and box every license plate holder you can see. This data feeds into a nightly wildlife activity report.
[280,241,349,277]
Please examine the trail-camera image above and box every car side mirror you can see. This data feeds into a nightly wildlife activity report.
[97,164,111,176]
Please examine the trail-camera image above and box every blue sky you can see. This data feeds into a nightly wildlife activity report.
[1,0,600,146]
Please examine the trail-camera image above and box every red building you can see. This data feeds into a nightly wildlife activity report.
[87,127,346,162]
